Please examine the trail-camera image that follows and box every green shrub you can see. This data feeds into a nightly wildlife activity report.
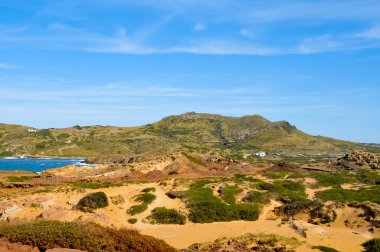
[128,218,138,224]
[76,192,108,212]
[128,204,148,215]
[70,181,124,190]
[242,191,270,204]
[312,245,340,252]
[141,187,156,193]
[277,200,322,217]
[188,202,261,223]
[7,176,33,182]
[219,185,243,204]
[190,179,215,189]
[263,171,288,179]
[311,172,357,188]
[257,180,307,202]
[135,193,156,204]
[182,152,206,167]
[0,220,175,252]
[57,133,70,139]
[355,170,380,185]
[168,187,261,223]
[362,238,380,252]
[315,186,380,204]
[148,207,186,225]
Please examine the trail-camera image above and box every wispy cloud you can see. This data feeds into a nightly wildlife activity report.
[240,29,255,39]
[2,1,380,55]
[193,23,206,31]
[0,62,12,68]
[355,25,380,39]
[297,35,341,54]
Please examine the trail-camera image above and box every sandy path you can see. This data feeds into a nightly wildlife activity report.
[137,219,375,251]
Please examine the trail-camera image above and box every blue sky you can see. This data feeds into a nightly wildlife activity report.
[0,0,379,143]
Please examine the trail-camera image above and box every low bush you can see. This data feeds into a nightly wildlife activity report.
[128,204,148,215]
[76,192,108,212]
[263,171,288,179]
[312,245,340,252]
[148,207,186,225]
[310,172,357,188]
[219,185,243,204]
[128,218,138,224]
[257,180,307,202]
[169,187,261,223]
[182,152,206,167]
[7,176,33,182]
[0,220,175,252]
[70,181,124,190]
[355,170,380,185]
[362,238,380,252]
[315,186,380,204]
[276,200,322,217]
[141,187,156,193]
[242,191,270,204]
[190,179,215,189]
[135,193,156,204]
[188,202,261,223]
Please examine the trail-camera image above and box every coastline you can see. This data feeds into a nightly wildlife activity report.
[0,157,97,174]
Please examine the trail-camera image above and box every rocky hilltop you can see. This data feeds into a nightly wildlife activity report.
[1,112,379,160]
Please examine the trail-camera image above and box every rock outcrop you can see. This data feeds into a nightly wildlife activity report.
[329,151,380,170]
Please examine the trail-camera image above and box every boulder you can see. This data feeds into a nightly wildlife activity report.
[0,203,20,221]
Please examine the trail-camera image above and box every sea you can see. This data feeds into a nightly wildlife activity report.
[0,158,92,173]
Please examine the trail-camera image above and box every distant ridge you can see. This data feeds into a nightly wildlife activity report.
[1,112,379,158]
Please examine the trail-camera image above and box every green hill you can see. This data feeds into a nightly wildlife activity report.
[0,112,378,159]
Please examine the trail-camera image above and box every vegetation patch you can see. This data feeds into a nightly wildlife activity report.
[148,207,186,225]
[355,170,380,185]
[76,192,109,212]
[242,191,271,204]
[263,171,289,179]
[167,186,261,223]
[141,187,156,193]
[310,172,357,188]
[0,220,175,252]
[257,180,307,202]
[7,176,33,182]
[70,181,124,190]
[219,185,243,204]
[362,238,380,252]
[182,152,206,167]
[315,186,380,204]
[312,245,340,252]
[135,193,156,205]
[276,200,322,217]
[127,193,156,215]
[127,218,138,224]
[128,204,148,215]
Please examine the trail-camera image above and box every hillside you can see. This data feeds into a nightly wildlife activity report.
[0,112,379,159]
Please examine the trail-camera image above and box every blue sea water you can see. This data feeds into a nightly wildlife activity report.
[0,158,87,172]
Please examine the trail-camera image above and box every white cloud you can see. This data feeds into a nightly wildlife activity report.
[297,35,340,54]
[240,29,255,39]
[170,39,278,55]
[193,23,205,31]
[247,1,380,23]
[356,25,380,39]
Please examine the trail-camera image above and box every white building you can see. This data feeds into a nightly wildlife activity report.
[255,151,267,157]
[27,128,38,133]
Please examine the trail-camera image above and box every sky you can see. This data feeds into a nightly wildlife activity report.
[0,0,379,143]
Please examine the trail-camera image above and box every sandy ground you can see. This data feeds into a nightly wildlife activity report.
[137,218,374,251]
[1,183,379,251]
